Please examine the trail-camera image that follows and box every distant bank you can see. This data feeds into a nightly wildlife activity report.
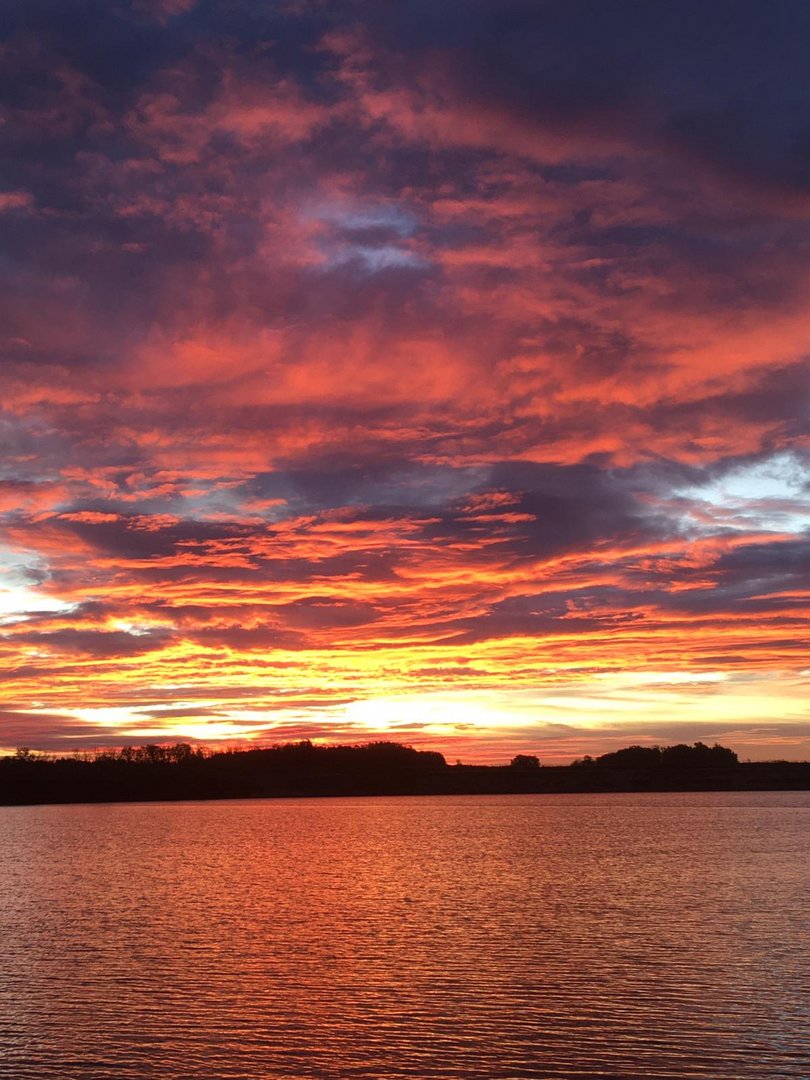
[1,740,809,806]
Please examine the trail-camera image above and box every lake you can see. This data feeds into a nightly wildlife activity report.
[0,792,808,1079]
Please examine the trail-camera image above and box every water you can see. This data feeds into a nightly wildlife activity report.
[0,792,808,1080]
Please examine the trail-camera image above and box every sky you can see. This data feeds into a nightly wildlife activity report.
[0,0,808,763]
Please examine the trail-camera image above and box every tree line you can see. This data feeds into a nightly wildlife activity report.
[2,738,808,804]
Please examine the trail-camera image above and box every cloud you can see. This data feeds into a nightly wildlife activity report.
[0,709,121,751]
[0,1,806,760]
[0,190,34,213]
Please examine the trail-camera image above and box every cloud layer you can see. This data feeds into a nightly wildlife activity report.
[0,0,808,760]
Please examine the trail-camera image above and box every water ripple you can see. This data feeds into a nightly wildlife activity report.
[0,792,808,1079]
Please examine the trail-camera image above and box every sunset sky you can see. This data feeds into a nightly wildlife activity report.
[0,0,808,762]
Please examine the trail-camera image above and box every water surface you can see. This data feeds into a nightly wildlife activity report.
[1,792,808,1079]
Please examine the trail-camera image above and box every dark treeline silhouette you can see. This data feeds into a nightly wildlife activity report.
[574,741,740,771]
[0,741,448,804]
[1,739,809,805]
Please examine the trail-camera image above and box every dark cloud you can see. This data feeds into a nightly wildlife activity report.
[0,709,120,750]
[136,705,227,719]
[411,462,660,562]
[364,0,810,194]
[5,627,175,658]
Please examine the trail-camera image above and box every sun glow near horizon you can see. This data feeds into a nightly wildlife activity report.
[4,664,808,765]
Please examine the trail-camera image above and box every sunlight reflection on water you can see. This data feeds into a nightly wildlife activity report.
[1,792,808,1079]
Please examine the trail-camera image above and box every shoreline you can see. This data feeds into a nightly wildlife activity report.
[3,759,809,807]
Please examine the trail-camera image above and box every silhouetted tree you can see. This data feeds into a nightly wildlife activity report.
[509,754,541,769]
[661,741,738,770]
[595,745,662,769]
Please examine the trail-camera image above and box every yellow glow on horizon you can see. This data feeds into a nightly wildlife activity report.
[71,706,141,729]
[341,693,524,733]
[4,663,806,764]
